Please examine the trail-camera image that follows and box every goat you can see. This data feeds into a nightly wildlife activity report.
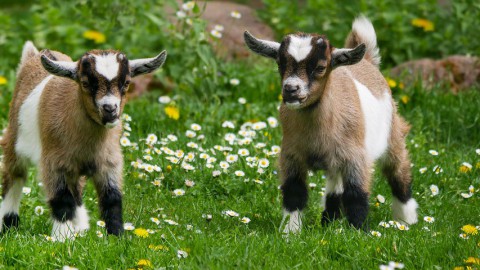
[0,41,166,241]
[244,16,418,233]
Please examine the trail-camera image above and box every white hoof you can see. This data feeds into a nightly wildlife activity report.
[280,210,302,234]
[72,205,90,234]
[392,198,418,225]
[52,220,76,242]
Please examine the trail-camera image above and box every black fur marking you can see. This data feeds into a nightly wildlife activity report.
[117,56,130,95]
[321,193,342,225]
[81,56,99,106]
[98,182,124,235]
[306,153,327,171]
[342,181,369,230]
[49,172,80,222]
[80,161,97,177]
[2,212,20,230]
[281,166,308,212]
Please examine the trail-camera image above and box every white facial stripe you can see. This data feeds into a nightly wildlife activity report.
[16,75,53,165]
[354,79,393,161]
[287,36,312,62]
[94,54,119,80]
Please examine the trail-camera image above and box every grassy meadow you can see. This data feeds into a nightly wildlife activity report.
[0,1,480,269]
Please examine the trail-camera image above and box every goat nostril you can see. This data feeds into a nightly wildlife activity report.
[284,84,299,93]
[103,104,117,113]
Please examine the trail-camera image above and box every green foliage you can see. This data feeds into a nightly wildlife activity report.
[259,0,480,68]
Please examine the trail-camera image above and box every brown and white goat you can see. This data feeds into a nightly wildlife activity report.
[244,16,418,233]
[0,41,166,241]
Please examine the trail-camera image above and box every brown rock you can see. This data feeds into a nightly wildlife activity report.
[198,1,275,59]
[390,55,480,93]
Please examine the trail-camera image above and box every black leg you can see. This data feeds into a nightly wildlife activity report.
[49,174,79,222]
[342,181,369,230]
[321,193,342,225]
[281,168,308,212]
[98,182,124,235]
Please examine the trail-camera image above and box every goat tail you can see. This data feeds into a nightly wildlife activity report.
[344,16,381,68]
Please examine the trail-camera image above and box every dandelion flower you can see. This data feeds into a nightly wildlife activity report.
[423,216,435,223]
[411,18,434,31]
[165,106,180,120]
[464,257,480,265]
[173,189,185,196]
[0,76,7,85]
[133,228,149,238]
[34,206,44,216]
[241,217,251,224]
[137,259,152,268]
[462,224,478,235]
[83,30,106,44]
[430,184,439,196]
[230,10,241,19]
[224,210,239,217]
[370,230,382,237]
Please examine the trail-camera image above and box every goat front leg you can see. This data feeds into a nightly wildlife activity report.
[93,166,124,236]
[341,159,371,230]
[279,154,308,234]
[44,169,82,242]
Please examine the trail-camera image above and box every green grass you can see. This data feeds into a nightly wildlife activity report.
[0,71,479,269]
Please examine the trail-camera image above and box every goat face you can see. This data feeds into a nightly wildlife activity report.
[40,49,167,128]
[244,31,366,109]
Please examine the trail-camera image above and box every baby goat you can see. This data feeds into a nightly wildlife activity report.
[244,16,418,233]
[0,42,166,241]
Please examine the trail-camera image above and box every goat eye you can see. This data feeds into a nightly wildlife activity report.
[312,66,325,76]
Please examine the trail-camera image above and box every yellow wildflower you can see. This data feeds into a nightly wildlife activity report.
[411,18,434,32]
[166,165,172,172]
[148,244,169,251]
[465,257,480,265]
[401,95,409,104]
[453,267,464,270]
[164,106,180,120]
[0,76,7,85]
[82,30,106,44]
[137,259,152,268]
[399,82,405,90]
[476,162,480,169]
[462,224,478,235]
[386,78,397,88]
[133,228,149,238]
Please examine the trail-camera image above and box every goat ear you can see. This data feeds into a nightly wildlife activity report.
[244,31,280,59]
[129,50,167,77]
[330,43,366,69]
[40,54,78,80]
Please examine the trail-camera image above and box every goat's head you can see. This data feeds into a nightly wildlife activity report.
[40,49,167,128]
[244,31,365,109]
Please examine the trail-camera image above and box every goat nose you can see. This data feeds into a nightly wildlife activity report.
[103,104,117,113]
[284,84,299,93]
